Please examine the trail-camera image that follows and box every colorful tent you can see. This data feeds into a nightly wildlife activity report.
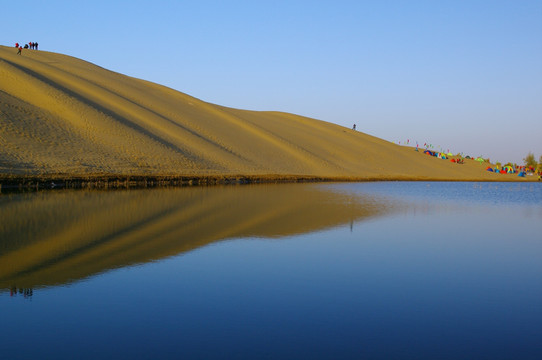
[503,166,515,174]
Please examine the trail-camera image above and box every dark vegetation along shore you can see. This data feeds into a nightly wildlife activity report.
[1,173,536,193]
[0,175,339,192]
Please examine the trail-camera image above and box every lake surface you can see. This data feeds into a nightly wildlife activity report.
[1,182,541,359]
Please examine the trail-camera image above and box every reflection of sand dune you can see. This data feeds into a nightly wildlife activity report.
[0,45,506,181]
[0,184,388,290]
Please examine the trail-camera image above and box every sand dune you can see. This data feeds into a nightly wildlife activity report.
[0,45,524,181]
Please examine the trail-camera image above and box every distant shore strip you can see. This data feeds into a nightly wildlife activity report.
[0,173,532,192]
[0,174,342,192]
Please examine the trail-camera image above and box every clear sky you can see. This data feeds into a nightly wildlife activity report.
[3,0,541,164]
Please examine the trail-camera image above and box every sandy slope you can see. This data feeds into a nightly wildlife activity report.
[0,45,525,181]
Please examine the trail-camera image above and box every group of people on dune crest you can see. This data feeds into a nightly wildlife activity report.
[15,41,38,55]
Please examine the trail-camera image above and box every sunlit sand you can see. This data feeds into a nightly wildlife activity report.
[0,45,526,182]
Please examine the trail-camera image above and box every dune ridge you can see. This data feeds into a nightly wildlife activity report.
[0,45,524,181]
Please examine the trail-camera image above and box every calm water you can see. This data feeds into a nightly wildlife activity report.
[1,182,541,359]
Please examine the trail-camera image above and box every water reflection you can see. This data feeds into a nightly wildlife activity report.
[0,183,390,291]
[8,286,33,298]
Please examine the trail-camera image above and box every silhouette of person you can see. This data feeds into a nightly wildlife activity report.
[352,124,356,130]
[17,46,22,55]
[35,42,39,50]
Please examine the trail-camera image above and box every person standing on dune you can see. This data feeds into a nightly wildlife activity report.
[17,46,22,55]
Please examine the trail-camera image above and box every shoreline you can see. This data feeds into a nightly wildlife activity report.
[0,173,537,192]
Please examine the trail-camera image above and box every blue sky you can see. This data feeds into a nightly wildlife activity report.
[3,0,541,164]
